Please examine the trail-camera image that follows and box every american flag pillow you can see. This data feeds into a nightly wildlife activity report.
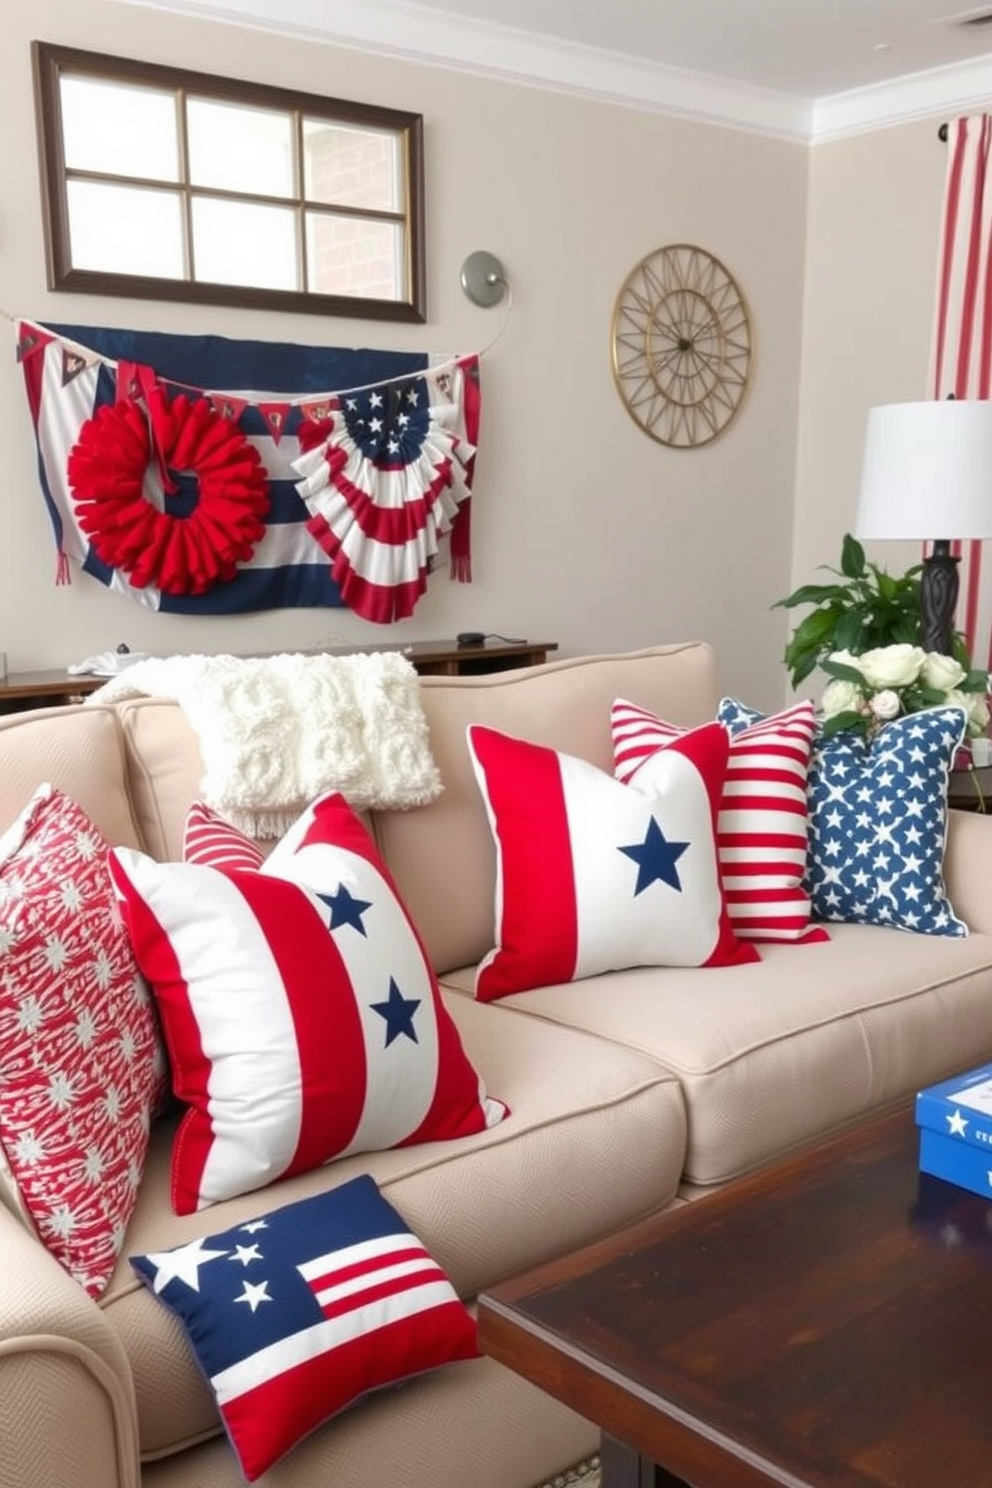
[611,698,827,945]
[467,722,757,1003]
[109,792,506,1215]
[130,1174,479,1481]
[182,801,265,872]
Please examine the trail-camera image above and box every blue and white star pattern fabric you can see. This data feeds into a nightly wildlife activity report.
[718,699,968,937]
[130,1176,478,1481]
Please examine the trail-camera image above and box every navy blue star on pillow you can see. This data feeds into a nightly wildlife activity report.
[371,977,421,1045]
[718,698,968,937]
[618,818,689,893]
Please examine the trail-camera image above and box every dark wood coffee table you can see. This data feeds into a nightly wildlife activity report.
[478,1106,992,1487]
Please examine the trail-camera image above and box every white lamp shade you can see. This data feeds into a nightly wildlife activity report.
[856,399,992,541]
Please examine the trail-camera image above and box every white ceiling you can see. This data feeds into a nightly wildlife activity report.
[113,0,992,140]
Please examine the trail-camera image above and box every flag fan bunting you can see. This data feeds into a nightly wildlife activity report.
[15,320,481,621]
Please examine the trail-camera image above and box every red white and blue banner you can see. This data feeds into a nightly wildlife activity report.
[15,320,480,622]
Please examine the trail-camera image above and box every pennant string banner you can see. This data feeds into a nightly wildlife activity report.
[11,316,484,623]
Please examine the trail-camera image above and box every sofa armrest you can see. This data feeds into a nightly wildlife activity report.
[944,808,992,936]
[0,1207,141,1488]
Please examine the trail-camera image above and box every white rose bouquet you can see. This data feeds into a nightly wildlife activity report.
[821,643,991,740]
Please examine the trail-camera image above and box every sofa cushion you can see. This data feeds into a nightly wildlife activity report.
[612,697,825,944]
[720,698,968,937]
[104,992,686,1458]
[0,784,166,1296]
[441,922,992,1187]
[109,792,506,1215]
[0,703,144,855]
[466,721,756,1001]
[130,1174,479,1481]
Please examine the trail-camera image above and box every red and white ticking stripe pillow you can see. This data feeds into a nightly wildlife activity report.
[183,801,265,872]
[611,699,827,944]
[111,791,507,1214]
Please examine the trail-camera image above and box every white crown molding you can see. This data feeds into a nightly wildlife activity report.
[107,0,813,140]
[109,0,992,145]
[812,53,992,143]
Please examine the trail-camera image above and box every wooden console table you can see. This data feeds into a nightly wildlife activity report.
[948,765,991,813]
[0,639,558,714]
[0,670,104,711]
[379,638,557,676]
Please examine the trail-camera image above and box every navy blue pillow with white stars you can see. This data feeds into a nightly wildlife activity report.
[718,698,968,938]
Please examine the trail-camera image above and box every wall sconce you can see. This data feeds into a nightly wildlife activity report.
[460,251,508,308]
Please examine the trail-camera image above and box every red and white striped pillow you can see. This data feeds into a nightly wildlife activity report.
[111,791,506,1214]
[611,699,826,944]
[183,801,265,872]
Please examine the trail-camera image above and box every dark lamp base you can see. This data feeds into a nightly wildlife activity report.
[921,542,960,657]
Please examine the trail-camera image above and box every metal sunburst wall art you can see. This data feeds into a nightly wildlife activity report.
[611,243,753,448]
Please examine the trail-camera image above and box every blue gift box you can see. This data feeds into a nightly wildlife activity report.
[915,1063,992,1201]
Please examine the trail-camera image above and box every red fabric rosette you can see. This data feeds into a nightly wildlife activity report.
[68,387,269,596]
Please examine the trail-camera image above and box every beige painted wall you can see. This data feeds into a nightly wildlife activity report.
[0,0,807,708]
[793,118,947,622]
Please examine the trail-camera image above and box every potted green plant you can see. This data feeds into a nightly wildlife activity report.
[773,532,989,747]
[774,532,939,688]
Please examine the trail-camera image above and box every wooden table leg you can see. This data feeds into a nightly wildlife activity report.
[600,1435,690,1488]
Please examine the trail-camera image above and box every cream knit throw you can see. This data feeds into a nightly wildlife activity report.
[88,651,442,837]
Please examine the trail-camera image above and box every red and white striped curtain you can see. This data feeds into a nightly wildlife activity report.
[930,114,992,667]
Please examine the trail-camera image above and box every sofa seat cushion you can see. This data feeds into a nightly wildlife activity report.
[441,923,992,1186]
[102,992,686,1459]
[130,1350,597,1488]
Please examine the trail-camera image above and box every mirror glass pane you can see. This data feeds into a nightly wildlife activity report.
[67,181,185,276]
[306,212,404,300]
[61,76,179,181]
[188,98,295,197]
[192,196,298,289]
[303,120,401,211]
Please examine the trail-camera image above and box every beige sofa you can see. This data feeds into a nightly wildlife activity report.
[4,640,992,1488]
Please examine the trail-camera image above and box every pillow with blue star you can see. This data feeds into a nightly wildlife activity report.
[718,698,969,938]
[466,723,758,1002]
[109,791,508,1215]
[130,1175,479,1482]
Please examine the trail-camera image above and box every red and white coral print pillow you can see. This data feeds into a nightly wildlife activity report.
[110,791,507,1215]
[0,784,164,1296]
[467,722,757,1002]
[611,698,827,945]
